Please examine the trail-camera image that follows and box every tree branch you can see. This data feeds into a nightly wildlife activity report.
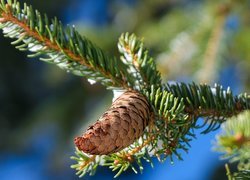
[0,2,132,89]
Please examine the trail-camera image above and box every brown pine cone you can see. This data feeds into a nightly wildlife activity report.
[74,90,151,155]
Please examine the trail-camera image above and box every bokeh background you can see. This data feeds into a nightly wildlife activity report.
[0,0,249,179]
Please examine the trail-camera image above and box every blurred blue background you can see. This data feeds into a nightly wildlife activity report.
[0,0,247,179]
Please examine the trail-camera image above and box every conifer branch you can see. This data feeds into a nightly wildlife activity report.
[0,0,134,89]
[215,111,250,179]
[165,83,250,133]
[1,0,250,179]
[118,33,162,90]
[71,149,99,177]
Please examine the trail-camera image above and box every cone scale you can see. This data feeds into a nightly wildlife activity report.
[74,90,151,155]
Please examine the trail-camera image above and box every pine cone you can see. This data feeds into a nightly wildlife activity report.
[74,90,151,155]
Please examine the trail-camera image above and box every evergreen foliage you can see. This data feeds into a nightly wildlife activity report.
[118,33,162,90]
[0,0,249,178]
[216,111,250,179]
[0,0,134,89]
